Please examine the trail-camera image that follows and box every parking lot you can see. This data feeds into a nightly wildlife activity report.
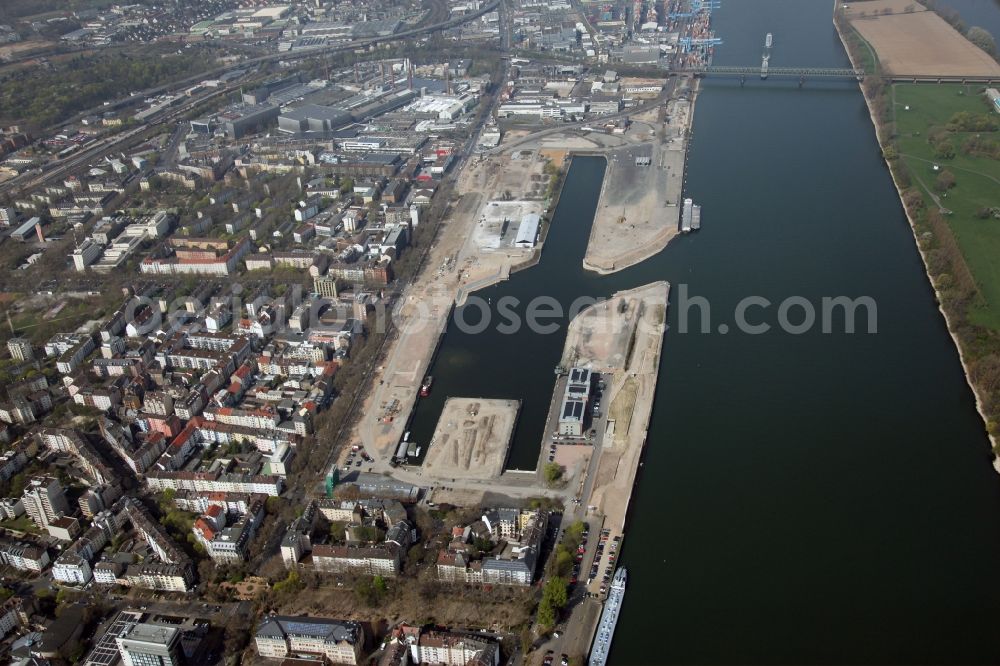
[338,443,375,474]
[536,372,610,474]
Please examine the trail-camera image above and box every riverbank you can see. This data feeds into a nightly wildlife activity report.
[581,283,669,581]
[833,12,1000,470]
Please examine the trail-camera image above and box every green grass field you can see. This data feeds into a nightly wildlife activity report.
[850,25,880,76]
[0,515,41,535]
[893,84,1000,328]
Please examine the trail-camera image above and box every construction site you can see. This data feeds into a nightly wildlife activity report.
[468,199,545,253]
[583,95,693,274]
[423,398,521,480]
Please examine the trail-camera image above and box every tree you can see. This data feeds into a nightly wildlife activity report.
[902,189,925,213]
[273,570,303,595]
[552,548,574,578]
[935,169,957,192]
[55,588,73,604]
[353,525,384,543]
[537,600,556,628]
[542,577,569,609]
[472,535,494,555]
[543,462,564,486]
[520,628,533,656]
[536,577,569,629]
[223,626,250,660]
[947,111,998,132]
[563,521,585,546]
[60,640,86,664]
[355,576,385,607]
[160,487,176,505]
[7,473,27,499]
[967,27,997,55]
[933,138,956,160]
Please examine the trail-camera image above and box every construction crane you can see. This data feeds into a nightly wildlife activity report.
[678,36,723,52]
[668,0,721,19]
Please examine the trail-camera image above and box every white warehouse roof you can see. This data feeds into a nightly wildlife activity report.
[514,214,540,248]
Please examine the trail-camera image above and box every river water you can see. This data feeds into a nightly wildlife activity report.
[938,0,1000,37]
[409,0,1000,662]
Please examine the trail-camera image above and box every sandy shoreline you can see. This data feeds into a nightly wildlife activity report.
[833,14,1000,471]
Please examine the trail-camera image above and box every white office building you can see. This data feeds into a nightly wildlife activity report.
[116,623,182,666]
[71,238,103,271]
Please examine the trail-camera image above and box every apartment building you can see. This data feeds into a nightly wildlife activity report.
[0,540,50,572]
[145,470,284,496]
[310,544,401,577]
[255,615,364,664]
[6,337,33,362]
[412,631,500,666]
[124,562,195,592]
[21,476,70,530]
[192,496,266,563]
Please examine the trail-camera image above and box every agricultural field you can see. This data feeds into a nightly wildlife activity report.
[847,1,1000,78]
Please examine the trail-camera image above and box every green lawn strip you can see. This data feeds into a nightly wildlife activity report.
[893,83,1000,327]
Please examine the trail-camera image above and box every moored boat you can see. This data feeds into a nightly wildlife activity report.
[588,567,627,666]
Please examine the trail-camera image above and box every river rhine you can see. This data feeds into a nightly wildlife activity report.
[409,0,1000,662]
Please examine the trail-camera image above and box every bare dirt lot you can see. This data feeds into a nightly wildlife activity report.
[560,294,638,373]
[469,199,544,253]
[423,398,520,480]
[583,97,691,274]
[0,40,54,61]
[847,3,1000,77]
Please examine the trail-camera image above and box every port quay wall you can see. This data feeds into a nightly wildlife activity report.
[832,11,1000,472]
[582,226,678,275]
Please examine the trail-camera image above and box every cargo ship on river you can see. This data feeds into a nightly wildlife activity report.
[682,198,701,232]
[589,567,627,666]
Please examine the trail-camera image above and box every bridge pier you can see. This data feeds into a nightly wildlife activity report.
[798,75,805,88]
[740,74,745,87]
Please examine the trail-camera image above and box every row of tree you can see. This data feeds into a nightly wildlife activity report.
[947,111,999,133]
